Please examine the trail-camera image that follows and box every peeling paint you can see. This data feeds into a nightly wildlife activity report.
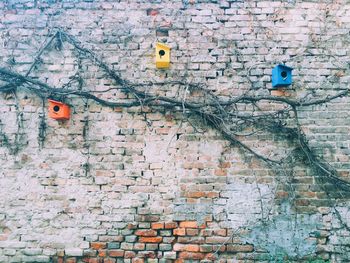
[243,202,321,260]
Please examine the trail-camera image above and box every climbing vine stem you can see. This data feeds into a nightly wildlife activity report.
[0,30,349,195]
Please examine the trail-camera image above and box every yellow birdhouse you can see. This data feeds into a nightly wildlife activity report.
[155,43,170,69]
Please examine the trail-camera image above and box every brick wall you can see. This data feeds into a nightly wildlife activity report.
[0,0,350,262]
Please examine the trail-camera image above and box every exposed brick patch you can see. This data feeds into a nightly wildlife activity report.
[54,221,255,261]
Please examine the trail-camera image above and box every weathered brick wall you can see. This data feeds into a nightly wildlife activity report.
[0,0,350,262]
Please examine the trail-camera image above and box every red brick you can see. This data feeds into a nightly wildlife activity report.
[184,191,219,198]
[98,236,123,242]
[132,259,144,263]
[113,236,124,242]
[185,191,206,198]
[178,252,205,260]
[133,243,145,250]
[96,170,113,177]
[186,198,197,204]
[213,229,227,236]
[204,215,213,222]
[142,215,160,222]
[151,222,164,229]
[226,244,254,252]
[270,88,290,97]
[83,249,97,257]
[183,162,204,169]
[206,236,229,244]
[127,223,137,230]
[173,243,185,251]
[164,222,178,229]
[84,259,103,263]
[296,199,310,206]
[173,228,186,236]
[91,242,107,250]
[213,244,226,252]
[179,221,197,228]
[207,192,219,198]
[114,107,123,112]
[178,236,205,244]
[125,251,136,258]
[156,128,170,134]
[99,236,122,242]
[219,162,231,168]
[186,228,199,236]
[82,258,101,263]
[98,249,107,257]
[184,244,199,252]
[103,259,116,263]
[139,236,162,243]
[200,244,213,252]
[162,236,175,243]
[200,229,213,236]
[205,253,218,261]
[214,169,227,176]
[179,221,206,229]
[137,251,156,258]
[276,191,289,198]
[135,229,157,237]
[108,250,124,257]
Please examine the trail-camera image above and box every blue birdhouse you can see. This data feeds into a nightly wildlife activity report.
[272,64,293,88]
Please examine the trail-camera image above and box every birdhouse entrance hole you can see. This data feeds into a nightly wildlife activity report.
[48,99,70,120]
[159,49,165,58]
[155,42,170,68]
[281,71,287,79]
[272,64,293,87]
[53,105,60,112]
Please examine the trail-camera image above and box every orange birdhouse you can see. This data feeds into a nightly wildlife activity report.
[48,99,70,120]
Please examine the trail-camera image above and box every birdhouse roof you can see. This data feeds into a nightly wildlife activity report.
[276,64,293,71]
[48,99,65,105]
[156,42,170,50]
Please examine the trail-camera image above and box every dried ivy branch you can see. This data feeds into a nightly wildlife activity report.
[0,30,349,193]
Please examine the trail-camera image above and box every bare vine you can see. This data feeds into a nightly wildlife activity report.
[0,30,349,196]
